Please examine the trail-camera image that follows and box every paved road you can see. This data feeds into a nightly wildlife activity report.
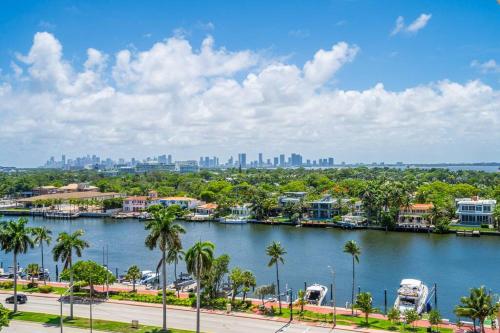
[0,294,345,333]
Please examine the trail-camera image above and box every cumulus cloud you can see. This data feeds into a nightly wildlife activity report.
[471,59,500,74]
[391,13,431,36]
[0,32,499,166]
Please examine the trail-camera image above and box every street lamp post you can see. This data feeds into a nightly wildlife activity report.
[328,266,336,328]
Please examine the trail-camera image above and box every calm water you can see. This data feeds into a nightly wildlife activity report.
[2,216,499,318]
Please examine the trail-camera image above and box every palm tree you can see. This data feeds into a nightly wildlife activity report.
[266,241,286,314]
[144,207,185,332]
[166,243,184,298]
[0,218,34,313]
[185,241,215,333]
[31,226,52,285]
[26,263,39,285]
[241,270,256,303]
[344,240,361,315]
[455,286,499,333]
[52,230,89,319]
[125,265,141,292]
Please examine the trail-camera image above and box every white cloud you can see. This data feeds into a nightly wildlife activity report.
[391,13,431,36]
[1,32,499,166]
[471,59,500,74]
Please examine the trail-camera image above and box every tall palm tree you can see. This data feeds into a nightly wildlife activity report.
[344,240,361,315]
[0,218,34,313]
[455,286,499,333]
[145,207,185,332]
[52,230,89,319]
[185,241,215,333]
[266,241,286,314]
[166,242,184,298]
[31,226,52,285]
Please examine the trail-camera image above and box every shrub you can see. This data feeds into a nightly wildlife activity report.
[188,292,196,299]
[38,285,54,293]
[480,224,490,229]
[157,290,175,297]
[26,282,38,289]
[0,282,13,289]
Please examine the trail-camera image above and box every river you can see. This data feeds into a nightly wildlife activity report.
[1,216,498,319]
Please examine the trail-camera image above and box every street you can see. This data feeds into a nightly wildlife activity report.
[0,294,347,333]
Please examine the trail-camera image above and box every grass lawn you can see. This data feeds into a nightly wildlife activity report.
[274,309,452,333]
[10,311,195,333]
[449,225,495,232]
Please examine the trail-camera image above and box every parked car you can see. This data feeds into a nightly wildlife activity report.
[5,294,28,304]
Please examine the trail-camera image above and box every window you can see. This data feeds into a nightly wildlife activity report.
[483,206,491,212]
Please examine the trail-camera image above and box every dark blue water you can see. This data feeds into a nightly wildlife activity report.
[2,216,499,319]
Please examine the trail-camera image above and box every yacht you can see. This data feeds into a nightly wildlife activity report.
[167,272,196,291]
[394,279,429,314]
[219,204,251,224]
[219,216,248,224]
[139,270,159,286]
[301,284,328,306]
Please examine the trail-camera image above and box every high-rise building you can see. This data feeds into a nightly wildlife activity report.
[273,157,279,166]
[238,153,247,168]
[328,157,334,167]
[279,154,285,167]
[258,153,263,167]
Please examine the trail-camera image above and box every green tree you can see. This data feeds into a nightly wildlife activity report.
[166,243,184,298]
[145,206,185,332]
[52,229,89,319]
[266,241,286,314]
[229,267,244,304]
[344,240,361,315]
[296,289,306,317]
[241,270,256,303]
[355,292,375,325]
[185,241,215,333]
[31,226,52,285]
[61,260,116,293]
[203,254,230,299]
[387,308,401,328]
[428,309,442,332]
[0,218,34,313]
[25,263,39,286]
[493,205,500,231]
[454,286,499,333]
[403,309,419,330]
[254,284,276,306]
[0,304,9,330]
[125,265,141,292]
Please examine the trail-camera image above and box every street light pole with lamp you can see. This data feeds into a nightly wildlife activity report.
[328,266,337,328]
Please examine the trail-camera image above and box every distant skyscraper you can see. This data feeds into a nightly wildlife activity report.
[258,153,263,167]
[273,157,279,166]
[238,153,247,168]
[61,154,66,166]
[328,157,334,167]
[279,154,285,167]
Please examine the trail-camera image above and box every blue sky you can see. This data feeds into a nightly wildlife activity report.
[0,0,499,166]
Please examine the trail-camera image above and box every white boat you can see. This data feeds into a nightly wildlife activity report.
[394,279,429,314]
[302,284,328,306]
[139,270,159,285]
[219,216,248,224]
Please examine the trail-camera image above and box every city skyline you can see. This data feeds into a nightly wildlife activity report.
[0,1,499,167]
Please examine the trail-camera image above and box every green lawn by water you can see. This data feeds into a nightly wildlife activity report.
[275,309,452,333]
[10,311,195,333]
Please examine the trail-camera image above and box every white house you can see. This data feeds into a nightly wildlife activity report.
[456,197,496,225]
[151,196,201,210]
[123,191,158,212]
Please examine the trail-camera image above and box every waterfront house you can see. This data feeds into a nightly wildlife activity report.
[151,196,201,210]
[278,192,307,207]
[123,196,148,212]
[308,196,350,220]
[192,203,218,220]
[229,203,252,218]
[456,197,496,225]
[122,190,159,212]
[397,203,434,226]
